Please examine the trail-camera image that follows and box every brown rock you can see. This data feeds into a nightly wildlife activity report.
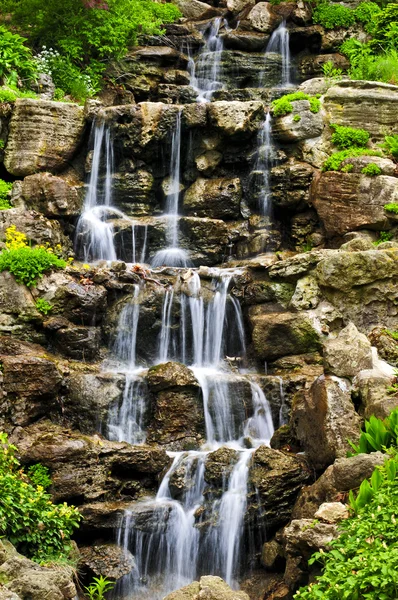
[21,172,84,217]
[79,544,135,581]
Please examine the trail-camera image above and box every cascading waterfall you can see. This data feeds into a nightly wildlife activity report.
[151,110,191,268]
[253,112,273,218]
[190,17,225,102]
[109,270,279,599]
[264,19,291,88]
[75,121,118,262]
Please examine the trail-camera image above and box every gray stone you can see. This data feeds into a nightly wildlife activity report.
[323,322,373,378]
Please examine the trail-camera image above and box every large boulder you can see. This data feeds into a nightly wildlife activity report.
[172,0,219,19]
[311,171,398,237]
[323,322,373,378]
[4,99,85,176]
[368,327,398,367]
[0,271,42,342]
[272,100,324,143]
[292,451,386,519]
[208,101,264,138]
[79,544,135,581]
[291,375,361,469]
[184,178,242,220]
[163,575,250,600]
[354,369,397,419]
[248,445,311,532]
[249,309,321,361]
[20,172,84,218]
[146,362,204,450]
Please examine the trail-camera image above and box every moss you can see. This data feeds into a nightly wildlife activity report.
[271,92,321,117]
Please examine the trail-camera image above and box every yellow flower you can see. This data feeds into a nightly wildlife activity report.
[5,225,28,250]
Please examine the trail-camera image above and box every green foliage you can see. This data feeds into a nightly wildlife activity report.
[348,407,398,455]
[0,26,37,87]
[0,432,81,561]
[35,298,53,315]
[0,85,37,103]
[330,124,370,150]
[0,180,12,210]
[322,148,383,171]
[26,464,52,490]
[85,576,115,600]
[293,114,301,122]
[373,230,393,246]
[341,37,398,85]
[384,203,398,214]
[341,163,354,173]
[381,134,398,159]
[295,455,398,600]
[371,3,398,50]
[271,92,321,117]
[385,329,398,341]
[354,1,383,27]
[322,60,343,81]
[313,1,355,29]
[0,246,66,287]
[361,162,382,176]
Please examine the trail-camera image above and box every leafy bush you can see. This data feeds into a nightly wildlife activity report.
[322,148,383,171]
[381,134,398,159]
[373,230,394,246]
[85,576,115,600]
[341,38,398,84]
[0,432,81,561]
[26,463,52,490]
[354,1,382,27]
[0,226,66,286]
[0,85,37,103]
[35,298,53,315]
[384,203,398,214]
[295,455,398,600]
[0,26,37,86]
[361,162,382,176]
[312,1,355,29]
[330,124,370,149]
[371,3,398,50]
[0,180,12,210]
[349,407,398,455]
[322,60,343,81]
[271,92,321,117]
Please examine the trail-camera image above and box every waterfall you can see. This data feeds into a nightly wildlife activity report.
[254,112,273,218]
[75,122,118,262]
[190,17,225,102]
[151,110,191,268]
[265,20,291,88]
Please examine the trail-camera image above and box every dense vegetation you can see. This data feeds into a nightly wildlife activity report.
[0,432,81,562]
[0,0,181,99]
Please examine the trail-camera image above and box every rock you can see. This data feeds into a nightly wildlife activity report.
[208,101,264,138]
[261,539,285,571]
[339,237,374,252]
[270,160,314,210]
[195,151,223,176]
[172,0,219,19]
[314,501,349,523]
[311,172,398,237]
[316,249,398,291]
[163,575,250,600]
[340,155,397,176]
[184,178,242,220]
[20,172,84,217]
[205,447,239,487]
[291,375,361,469]
[227,0,254,13]
[0,271,42,341]
[146,362,205,450]
[292,452,386,519]
[290,276,321,311]
[49,323,102,361]
[247,2,286,33]
[323,322,373,378]
[354,369,397,420]
[11,421,170,505]
[4,99,85,176]
[272,100,324,143]
[368,327,398,367]
[324,81,398,141]
[0,207,72,253]
[0,337,62,431]
[249,309,321,361]
[248,445,311,531]
[268,250,335,281]
[79,544,135,581]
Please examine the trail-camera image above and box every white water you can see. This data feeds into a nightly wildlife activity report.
[75,122,118,262]
[265,20,291,88]
[190,17,225,102]
[151,109,191,268]
[254,112,273,217]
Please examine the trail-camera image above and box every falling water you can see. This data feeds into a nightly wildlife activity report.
[151,110,191,268]
[190,17,225,102]
[265,20,291,88]
[254,112,273,217]
[75,122,118,262]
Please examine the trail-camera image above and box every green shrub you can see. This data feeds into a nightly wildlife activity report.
[373,230,394,246]
[341,163,354,173]
[312,2,355,29]
[381,134,398,159]
[330,124,370,149]
[371,3,398,50]
[293,114,301,122]
[341,38,398,84]
[271,92,321,117]
[361,162,382,176]
[85,576,116,600]
[295,455,398,600]
[354,1,382,26]
[0,246,66,286]
[0,432,81,561]
[0,180,12,210]
[35,298,53,315]
[322,60,343,81]
[26,464,52,490]
[0,86,37,103]
[384,203,398,214]
[322,148,383,171]
[348,407,398,456]
[0,25,37,86]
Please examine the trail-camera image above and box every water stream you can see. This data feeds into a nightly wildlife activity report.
[189,17,225,102]
[264,20,291,88]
